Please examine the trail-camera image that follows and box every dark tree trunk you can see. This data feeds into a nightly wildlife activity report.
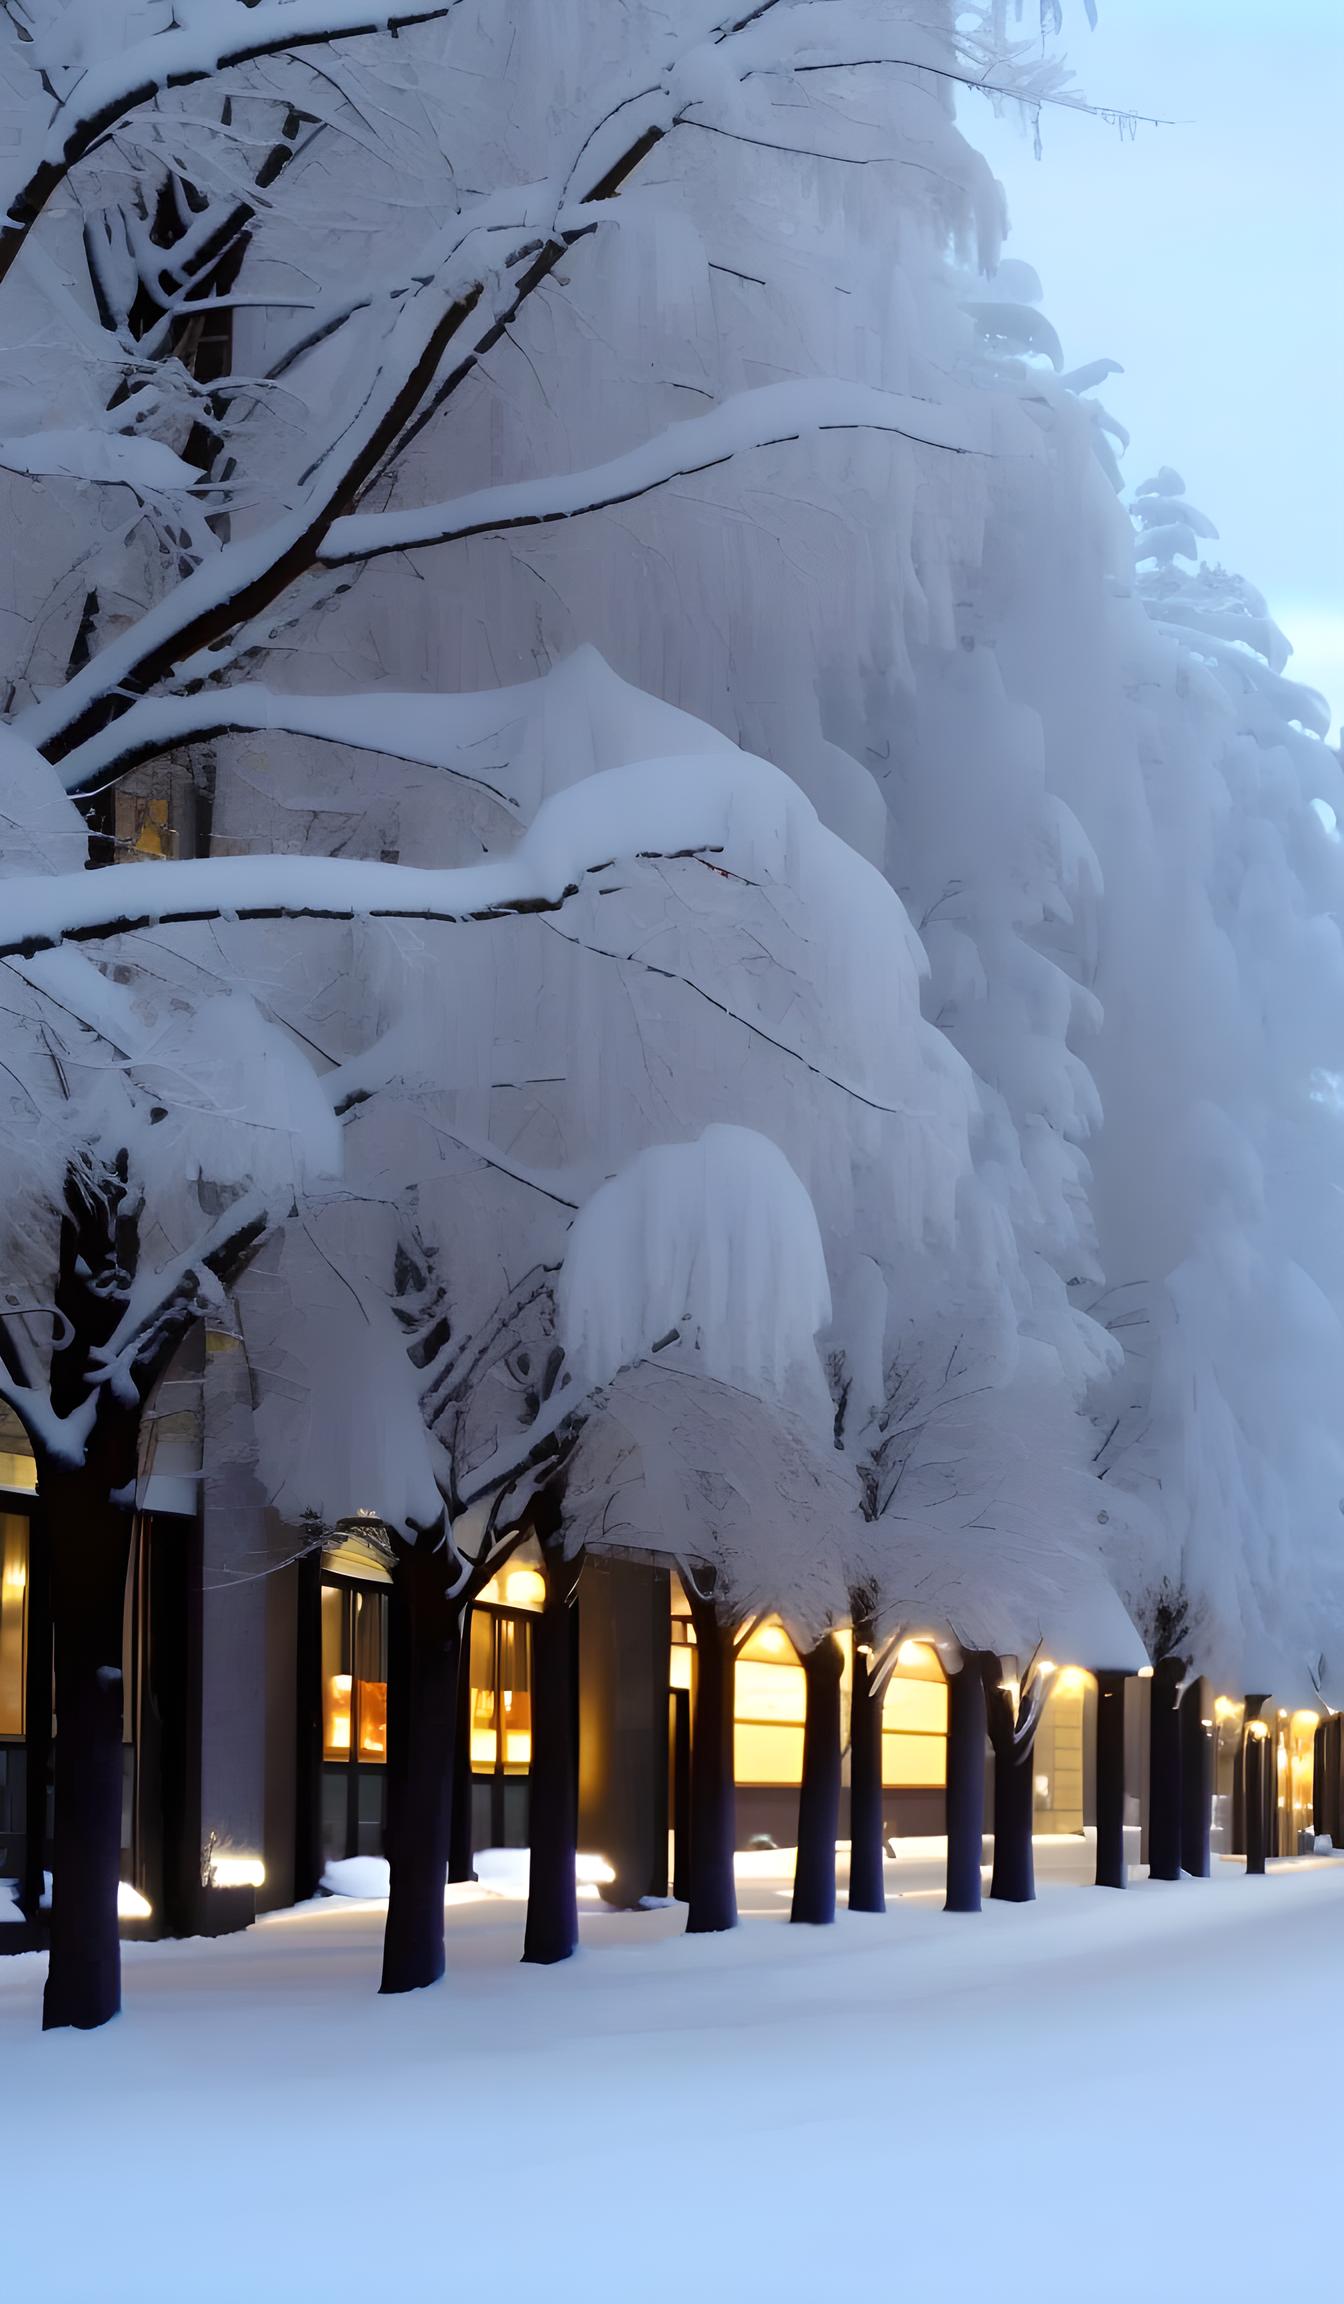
[20,1509,51,1925]
[981,1661,1036,1904]
[685,1588,737,1935]
[41,1458,136,2031]
[1231,1717,1247,1856]
[1312,1719,1327,1838]
[380,1536,460,1995]
[447,1605,475,1885]
[792,1637,842,1925]
[523,1536,581,1967]
[1147,1655,1184,1883]
[1180,1677,1212,1878]
[1244,1722,1267,1876]
[847,1624,886,1915]
[1094,1669,1127,1890]
[989,1727,1036,1904]
[944,1658,987,1914]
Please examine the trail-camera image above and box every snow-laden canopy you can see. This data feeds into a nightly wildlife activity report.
[1,0,1340,1711]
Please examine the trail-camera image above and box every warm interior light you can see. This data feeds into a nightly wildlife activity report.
[896,1640,926,1668]
[475,1576,503,1607]
[1247,1719,1269,1740]
[1137,1665,1155,1680]
[575,1852,616,1886]
[1,1563,25,1596]
[212,1855,265,1890]
[117,1882,152,1920]
[1035,1658,1057,1678]
[758,1625,787,1656]
[1057,1666,1086,1695]
[1278,1708,1288,1720]
[1213,1695,1239,1723]
[505,1567,547,1611]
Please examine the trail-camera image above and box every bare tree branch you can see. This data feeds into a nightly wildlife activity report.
[0,0,458,290]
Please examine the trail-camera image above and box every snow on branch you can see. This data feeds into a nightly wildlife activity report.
[56,685,528,804]
[0,1,458,290]
[12,1,865,773]
[319,379,989,565]
[17,210,529,767]
[0,429,201,494]
[0,748,798,962]
[92,1190,272,1407]
[558,1125,831,1402]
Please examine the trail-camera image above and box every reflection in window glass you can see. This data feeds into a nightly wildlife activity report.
[321,1585,351,1760]
[469,1610,534,1774]
[881,1644,947,1790]
[499,1616,532,1774]
[470,1611,498,1768]
[0,1516,27,1738]
[353,1589,388,1759]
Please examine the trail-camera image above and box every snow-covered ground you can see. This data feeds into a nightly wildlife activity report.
[2,1849,1340,2301]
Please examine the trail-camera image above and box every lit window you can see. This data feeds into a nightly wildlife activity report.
[469,1606,534,1775]
[0,1515,27,1738]
[881,1642,947,1789]
[322,1582,388,1765]
[734,1623,806,1786]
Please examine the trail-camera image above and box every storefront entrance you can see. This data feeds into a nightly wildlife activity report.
[466,1604,533,1850]
[320,1571,389,1861]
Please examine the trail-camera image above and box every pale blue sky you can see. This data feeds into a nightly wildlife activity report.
[968,0,1343,730]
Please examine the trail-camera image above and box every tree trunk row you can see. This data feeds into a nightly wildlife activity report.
[39,1500,1247,2034]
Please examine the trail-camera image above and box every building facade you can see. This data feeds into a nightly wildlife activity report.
[4,1397,1329,1949]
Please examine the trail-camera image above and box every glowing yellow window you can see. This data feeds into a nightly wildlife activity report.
[0,1515,27,1739]
[321,1586,350,1759]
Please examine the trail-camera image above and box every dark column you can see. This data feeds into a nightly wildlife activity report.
[145,1510,204,1936]
[1147,1656,1184,1882]
[944,1659,986,1913]
[791,1637,842,1926]
[1179,1676,1212,1879]
[577,1557,670,1907]
[1312,1720,1327,1838]
[1318,1714,1337,1852]
[1244,1718,1268,1876]
[1094,1669,1127,1889]
[847,1627,886,1914]
[670,1687,691,1902]
[20,1508,51,1925]
[1266,1718,1279,1858]
[292,1549,323,1905]
[446,1606,475,1884]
